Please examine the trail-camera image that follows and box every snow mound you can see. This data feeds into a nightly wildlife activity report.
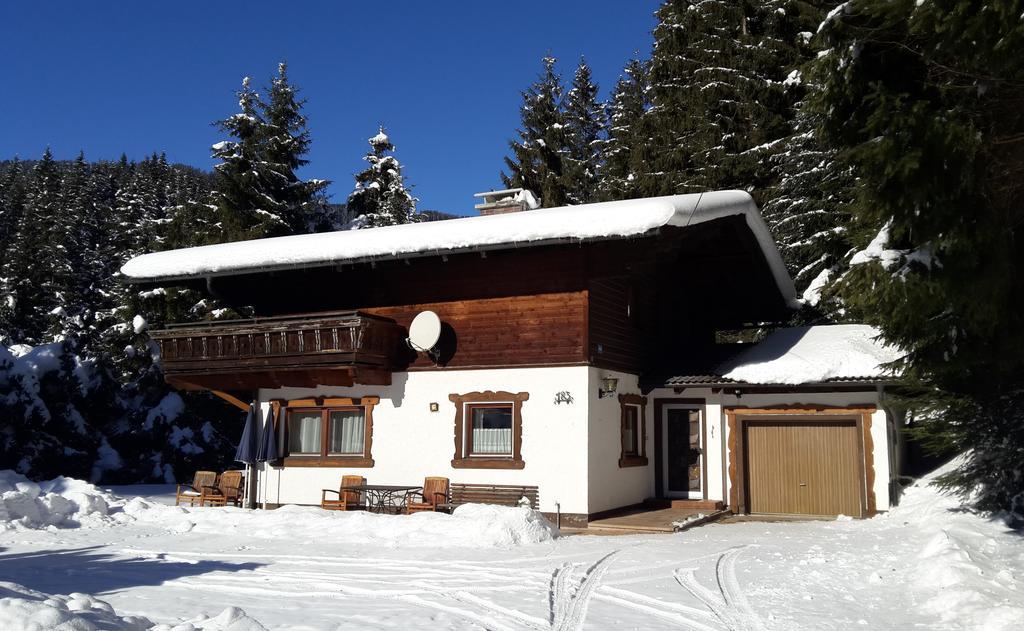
[720,324,901,384]
[0,581,152,630]
[880,458,1024,631]
[0,470,117,530]
[0,582,266,631]
[122,499,558,548]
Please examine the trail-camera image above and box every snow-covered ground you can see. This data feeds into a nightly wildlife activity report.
[0,462,1021,630]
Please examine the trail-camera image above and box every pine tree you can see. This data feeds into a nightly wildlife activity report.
[258,62,332,233]
[0,159,28,277]
[760,4,857,311]
[597,59,649,201]
[813,0,1024,515]
[211,76,285,241]
[347,127,419,228]
[562,60,605,204]
[0,149,66,342]
[501,56,570,208]
[637,0,813,200]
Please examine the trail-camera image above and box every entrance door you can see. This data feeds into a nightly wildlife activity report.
[663,406,703,498]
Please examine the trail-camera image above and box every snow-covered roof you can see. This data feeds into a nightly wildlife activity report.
[663,325,902,386]
[120,191,797,305]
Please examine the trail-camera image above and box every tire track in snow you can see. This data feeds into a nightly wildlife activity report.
[674,545,765,631]
[549,550,619,631]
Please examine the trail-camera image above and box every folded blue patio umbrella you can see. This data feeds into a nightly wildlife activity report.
[234,404,259,465]
[256,406,279,464]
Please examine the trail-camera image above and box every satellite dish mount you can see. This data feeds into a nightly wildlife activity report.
[406,310,442,364]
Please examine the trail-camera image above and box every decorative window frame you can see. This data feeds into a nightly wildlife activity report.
[449,391,528,469]
[618,393,648,467]
[274,396,378,467]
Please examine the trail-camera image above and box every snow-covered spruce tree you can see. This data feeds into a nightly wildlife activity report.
[258,62,332,233]
[637,0,814,201]
[0,149,67,343]
[760,3,857,313]
[562,59,606,205]
[597,59,649,202]
[0,159,28,280]
[211,76,286,241]
[347,127,419,228]
[501,56,570,208]
[814,0,1024,515]
[211,66,332,241]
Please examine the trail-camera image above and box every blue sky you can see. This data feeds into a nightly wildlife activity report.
[2,2,659,216]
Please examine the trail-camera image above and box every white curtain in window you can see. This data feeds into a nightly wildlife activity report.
[472,427,511,454]
[329,410,364,455]
[288,414,321,454]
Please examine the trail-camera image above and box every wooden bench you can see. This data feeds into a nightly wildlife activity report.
[439,484,539,512]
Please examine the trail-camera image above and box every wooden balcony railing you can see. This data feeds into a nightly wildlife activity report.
[150,311,406,391]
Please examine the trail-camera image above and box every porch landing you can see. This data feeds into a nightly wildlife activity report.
[585,505,728,534]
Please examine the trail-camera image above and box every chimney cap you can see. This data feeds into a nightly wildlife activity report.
[473,188,523,199]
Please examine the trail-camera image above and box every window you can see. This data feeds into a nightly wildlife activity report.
[281,396,377,467]
[622,405,640,457]
[619,393,648,467]
[467,404,513,455]
[450,391,528,469]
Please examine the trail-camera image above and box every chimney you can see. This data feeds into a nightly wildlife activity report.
[473,188,540,215]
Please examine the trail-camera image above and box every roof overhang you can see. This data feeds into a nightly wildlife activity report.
[119,191,799,308]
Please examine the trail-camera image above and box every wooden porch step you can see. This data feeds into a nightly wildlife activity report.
[644,498,724,511]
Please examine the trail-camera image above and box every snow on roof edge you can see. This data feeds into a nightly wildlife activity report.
[120,191,797,306]
[717,325,902,386]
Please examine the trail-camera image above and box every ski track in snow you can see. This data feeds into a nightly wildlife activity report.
[119,545,746,630]
[674,546,765,631]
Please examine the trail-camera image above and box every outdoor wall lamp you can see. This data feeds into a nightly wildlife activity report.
[598,376,619,399]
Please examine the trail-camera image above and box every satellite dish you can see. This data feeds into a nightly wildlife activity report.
[407,310,442,352]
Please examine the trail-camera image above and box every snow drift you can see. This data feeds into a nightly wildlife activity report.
[0,470,116,530]
[0,470,557,547]
[0,581,266,630]
[123,498,559,548]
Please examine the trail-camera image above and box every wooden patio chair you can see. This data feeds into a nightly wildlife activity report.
[322,475,366,511]
[175,470,218,507]
[199,470,245,507]
[405,477,449,514]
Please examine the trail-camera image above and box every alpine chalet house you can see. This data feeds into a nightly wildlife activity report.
[121,190,901,526]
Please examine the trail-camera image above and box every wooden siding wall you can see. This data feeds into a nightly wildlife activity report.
[366,292,588,369]
[588,276,655,373]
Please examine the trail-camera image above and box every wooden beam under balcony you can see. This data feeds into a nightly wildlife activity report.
[150,310,406,391]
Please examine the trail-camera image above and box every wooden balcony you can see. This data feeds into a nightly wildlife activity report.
[150,311,406,392]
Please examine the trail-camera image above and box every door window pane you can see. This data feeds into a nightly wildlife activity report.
[688,410,702,491]
[470,405,512,455]
[328,409,365,455]
[288,411,321,454]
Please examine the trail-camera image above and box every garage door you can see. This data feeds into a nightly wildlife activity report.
[744,419,863,517]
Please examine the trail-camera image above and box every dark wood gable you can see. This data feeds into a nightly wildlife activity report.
[147,215,791,388]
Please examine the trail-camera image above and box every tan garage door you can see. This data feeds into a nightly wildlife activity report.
[744,419,863,517]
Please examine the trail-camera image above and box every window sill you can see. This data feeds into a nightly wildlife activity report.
[283,456,375,468]
[618,456,648,468]
[451,458,525,470]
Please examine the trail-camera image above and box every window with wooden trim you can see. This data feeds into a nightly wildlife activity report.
[619,393,648,467]
[449,391,528,469]
[280,396,377,467]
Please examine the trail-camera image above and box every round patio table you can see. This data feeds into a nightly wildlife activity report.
[339,484,422,514]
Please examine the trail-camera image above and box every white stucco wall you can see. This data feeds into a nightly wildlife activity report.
[253,366,591,515]
[586,369,654,515]
[655,387,893,512]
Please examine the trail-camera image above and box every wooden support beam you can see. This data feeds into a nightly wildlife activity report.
[210,390,250,412]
